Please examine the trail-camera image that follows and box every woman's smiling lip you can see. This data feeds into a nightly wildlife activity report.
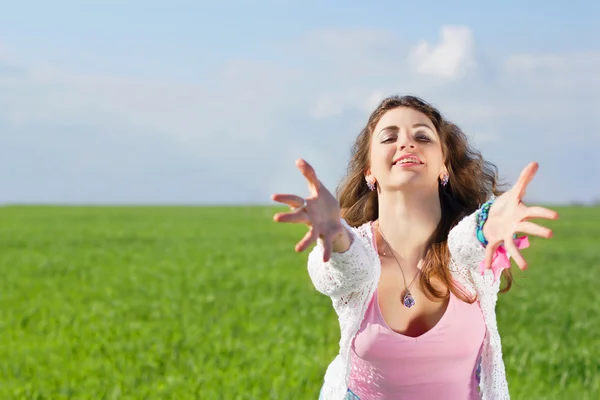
[392,154,424,166]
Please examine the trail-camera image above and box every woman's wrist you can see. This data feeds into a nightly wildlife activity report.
[332,222,353,253]
[476,199,495,246]
[477,196,519,247]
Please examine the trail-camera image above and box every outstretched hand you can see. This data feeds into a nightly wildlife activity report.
[271,159,347,262]
[482,162,559,272]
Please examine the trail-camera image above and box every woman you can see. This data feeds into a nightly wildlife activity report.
[271,95,558,399]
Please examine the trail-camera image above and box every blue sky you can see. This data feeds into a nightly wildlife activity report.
[1,1,599,204]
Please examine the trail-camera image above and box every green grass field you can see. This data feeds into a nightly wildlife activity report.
[0,205,598,399]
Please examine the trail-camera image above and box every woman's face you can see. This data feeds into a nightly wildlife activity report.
[367,106,446,193]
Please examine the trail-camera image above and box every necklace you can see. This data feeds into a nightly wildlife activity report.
[378,225,420,308]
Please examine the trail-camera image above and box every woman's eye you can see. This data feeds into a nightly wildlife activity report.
[417,134,430,142]
[382,137,395,143]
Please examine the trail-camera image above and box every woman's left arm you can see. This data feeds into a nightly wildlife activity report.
[481,162,559,271]
[447,209,487,271]
[448,162,559,276]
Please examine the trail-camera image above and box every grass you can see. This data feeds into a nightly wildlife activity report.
[0,205,598,399]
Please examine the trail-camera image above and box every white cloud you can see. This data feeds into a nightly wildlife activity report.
[310,89,388,119]
[310,94,344,118]
[504,52,600,98]
[1,25,599,204]
[302,28,394,54]
[505,52,600,73]
[408,26,477,80]
[364,90,386,113]
[1,58,302,145]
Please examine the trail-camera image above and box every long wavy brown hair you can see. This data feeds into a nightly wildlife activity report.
[336,95,513,303]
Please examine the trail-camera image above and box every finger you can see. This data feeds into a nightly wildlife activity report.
[273,209,309,224]
[296,158,321,195]
[295,228,318,252]
[523,206,559,221]
[483,241,501,271]
[514,162,539,199]
[515,221,553,239]
[322,235,333,263]
[271,193,305,208]
[505,238,527,270]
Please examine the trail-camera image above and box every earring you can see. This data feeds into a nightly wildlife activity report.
[441,173,449,186]
[366,179,376,191]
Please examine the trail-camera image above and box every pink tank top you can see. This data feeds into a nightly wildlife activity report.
[348,287,485,399]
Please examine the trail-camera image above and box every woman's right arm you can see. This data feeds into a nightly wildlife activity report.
[272,159,375,298]
[307,218,375,297]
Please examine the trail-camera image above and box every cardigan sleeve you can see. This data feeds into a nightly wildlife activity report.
[307,219,376,298]
[447,209,487,271]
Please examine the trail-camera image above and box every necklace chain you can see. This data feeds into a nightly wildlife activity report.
[378,225,420,292]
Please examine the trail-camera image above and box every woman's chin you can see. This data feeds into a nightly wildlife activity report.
[381,179,435,193]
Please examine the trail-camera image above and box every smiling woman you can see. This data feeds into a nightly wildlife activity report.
[272,95,559,400]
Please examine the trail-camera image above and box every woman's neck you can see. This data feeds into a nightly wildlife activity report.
[376,189,442,260]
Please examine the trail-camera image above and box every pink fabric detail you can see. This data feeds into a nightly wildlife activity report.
[478,236,530,282]
[348,286,485,399]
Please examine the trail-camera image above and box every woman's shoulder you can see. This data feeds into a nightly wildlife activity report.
[342,219,375,247]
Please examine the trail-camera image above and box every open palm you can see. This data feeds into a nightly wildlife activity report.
[482,162,559,271]
[271,159,345,262]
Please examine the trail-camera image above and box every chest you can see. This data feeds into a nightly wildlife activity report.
[350,287,486,396]
[353,283,486,364]
[377,260,455,337]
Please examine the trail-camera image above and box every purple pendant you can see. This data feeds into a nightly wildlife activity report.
[403,292,416,308]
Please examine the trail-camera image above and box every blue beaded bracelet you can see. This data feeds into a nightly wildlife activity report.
[476,197,519,247]
[476,199,494,246]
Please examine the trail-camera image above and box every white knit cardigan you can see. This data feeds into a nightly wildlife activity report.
[307,210,511,400]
